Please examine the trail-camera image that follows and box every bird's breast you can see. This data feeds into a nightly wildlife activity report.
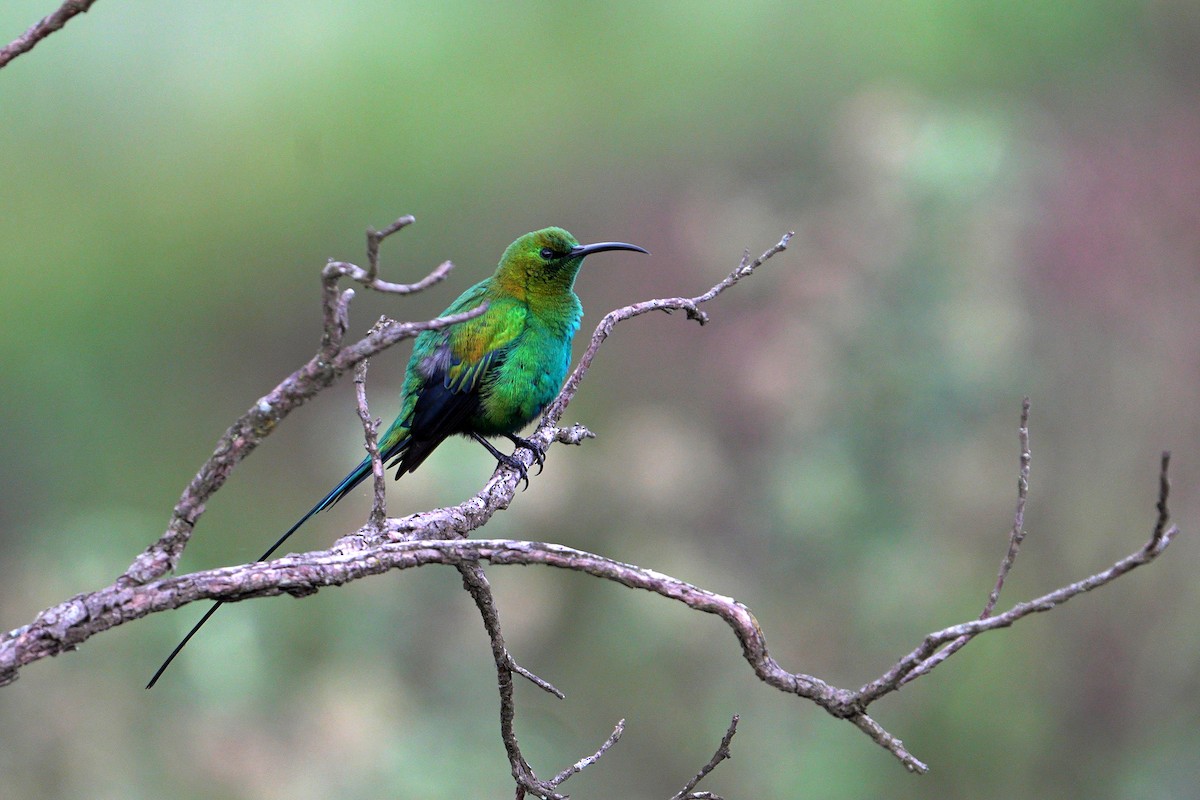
[470,311,578,435]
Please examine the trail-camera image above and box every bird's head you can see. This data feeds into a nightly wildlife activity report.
[495,227,648,296]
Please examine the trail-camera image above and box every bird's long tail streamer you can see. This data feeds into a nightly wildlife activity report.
[144,456,378,689]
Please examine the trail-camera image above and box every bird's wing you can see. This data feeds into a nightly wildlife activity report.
[390,293,527,474]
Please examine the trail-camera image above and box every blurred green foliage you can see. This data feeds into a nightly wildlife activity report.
[3,1,1199,798]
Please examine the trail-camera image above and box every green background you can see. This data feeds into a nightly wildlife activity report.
[3,1,1199,797]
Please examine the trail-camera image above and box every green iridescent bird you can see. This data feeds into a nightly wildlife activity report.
[147,227,648,687]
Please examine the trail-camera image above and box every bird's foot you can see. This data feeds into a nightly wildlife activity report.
[503,433,546,475]
[495,450,531,491]
[471,432,533,490]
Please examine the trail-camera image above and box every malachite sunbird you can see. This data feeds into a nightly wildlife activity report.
[147,227,648,687]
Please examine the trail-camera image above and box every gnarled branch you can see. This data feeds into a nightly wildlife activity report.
[0,219,1183,793]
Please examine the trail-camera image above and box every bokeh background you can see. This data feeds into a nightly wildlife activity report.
[3,2,1200,798]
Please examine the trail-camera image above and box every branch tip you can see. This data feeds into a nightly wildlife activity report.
[1150,450,1172,549]
[671,715,740,800]
[981,397,1033,620]
[540,230,790,426]
[548,719,626,789]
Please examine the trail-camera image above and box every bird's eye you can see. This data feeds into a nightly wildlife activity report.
[539,247,555,260]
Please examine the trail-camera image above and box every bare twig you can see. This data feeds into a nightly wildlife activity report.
[1150,451,1171,549]
[327,215,453,296]
[353,355,386,533]
[898,397,1033,686]
[985,396,1032,617]
[547,720,625,790]
[319,218,453,355]
[456,563,544,797]
[460,565,563,699]
[455,562,574,799]
[858,448,1179,712]
[540,232,794,431]
[0,0,99,69]
[671,715,739,800]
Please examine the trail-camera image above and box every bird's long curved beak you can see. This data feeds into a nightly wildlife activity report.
[570,241,650,258]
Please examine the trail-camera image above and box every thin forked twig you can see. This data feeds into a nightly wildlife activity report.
[328,216,454,295]
[456,562,575,800]
[860,444,1178,708]
[898,397,1032,686]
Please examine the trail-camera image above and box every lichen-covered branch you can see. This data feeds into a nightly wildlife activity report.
[1,442,1178,774]
[0,220,1182,788]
